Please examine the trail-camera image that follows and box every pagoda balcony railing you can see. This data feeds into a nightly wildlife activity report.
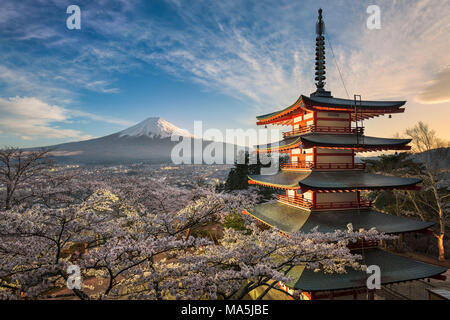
[347,239,379,249]
[277,195,313,209]
[277,194,372,210]
[282,161,366,170]
[283,125,364,137]
[314,200,372,210]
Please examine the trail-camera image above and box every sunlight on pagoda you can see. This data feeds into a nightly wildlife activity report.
[243,8,446,300]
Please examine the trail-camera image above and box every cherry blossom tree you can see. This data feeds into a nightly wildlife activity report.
[161,224,389,300]
[0,166,392,300]
[0,147,53,210]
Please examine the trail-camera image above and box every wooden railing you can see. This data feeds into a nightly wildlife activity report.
[277,195,313,209]
[347,239,379,249]
[281,162,315,169]
[281,162,366,170]
[314,200,372,210]
[283,125,364,137]
[277,194,372,210]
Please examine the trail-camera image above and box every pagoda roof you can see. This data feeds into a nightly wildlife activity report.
[249,171,309,189]
[248,171,421,190]
[302,95,405,110]
[256,136,302,153]
[289,248,447,292]
[300,133,411,149]
[256,96,303,122]
[256,134,411,152]
[256,95,406,125]
[245,202,434,234]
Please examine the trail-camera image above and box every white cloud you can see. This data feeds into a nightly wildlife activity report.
[131,4,314,114]
[70,110,135,126]
[115,0,449,118]
[0,64,72,104]
[2,1,448,112]
[84,80,120,94]
[0,96,133,141]
[325,0,450,102]
[1,0,449,140]
[415,66,450,104]
[0,1,21,24]
[0,96,91,140]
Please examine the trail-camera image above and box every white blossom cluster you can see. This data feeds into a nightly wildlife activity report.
[0,165,393,300]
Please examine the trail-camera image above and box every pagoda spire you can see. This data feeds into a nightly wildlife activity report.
[311,8,332,97]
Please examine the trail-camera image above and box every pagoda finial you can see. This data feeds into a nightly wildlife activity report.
[311,8,332,97]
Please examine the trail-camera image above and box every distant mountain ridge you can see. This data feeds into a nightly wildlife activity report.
[37,117,241,165]
[357,148,450,169]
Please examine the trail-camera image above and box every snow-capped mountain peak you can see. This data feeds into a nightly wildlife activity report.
[119,117,193,139]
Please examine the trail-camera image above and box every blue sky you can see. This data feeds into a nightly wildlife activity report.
[0,0,449,147]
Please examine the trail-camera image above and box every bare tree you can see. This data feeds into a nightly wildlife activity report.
[405,122,450,261]
[0,147,53,210]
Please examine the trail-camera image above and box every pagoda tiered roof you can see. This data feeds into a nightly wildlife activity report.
[256,95,406,125]
[287,248,447,292]
[244,202,434,234]
[248,171,421,190]
[243,8,447,297]
[256,134,411,153]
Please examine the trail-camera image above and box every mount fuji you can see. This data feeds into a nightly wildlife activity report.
[40,117,236,165]
[118,117,194,139]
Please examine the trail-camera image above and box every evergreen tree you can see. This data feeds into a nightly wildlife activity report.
[222,151,289,200]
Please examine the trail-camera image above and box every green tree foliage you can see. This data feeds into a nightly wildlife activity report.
[363,153,423,216]
[223,211,247,231]
[223,151,259,191]
[220,151,289,201]
[364,152,423,176]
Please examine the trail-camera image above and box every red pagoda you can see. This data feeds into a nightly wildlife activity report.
[244,9,447,300]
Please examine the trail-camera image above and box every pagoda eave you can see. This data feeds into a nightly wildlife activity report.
[255,136,302,153]
[256,97,304,126]
[245,203,446,293]
[257,145,412,152]
[300,185,421,192]
[290,248,446,292]
[305,104,405,113]
[299,173,421,191]
[300,133,411,148]
[325,145,411,153]
[256,115,298,126]
[256,95,407,125]
[256,145,411,154]
[244,202,434,234]
[302,95,406,109]
[255,134,412,154]
[248,178,301,190]
[248,171,421,191]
